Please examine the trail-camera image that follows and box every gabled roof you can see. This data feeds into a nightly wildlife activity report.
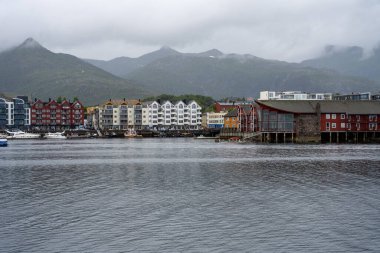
[256,100,380,114]
[101,99,139,106]
[224,108,238,117]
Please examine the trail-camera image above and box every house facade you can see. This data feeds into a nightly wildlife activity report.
[0,96,30,130]
[31,99,84,130]
[96,99,202,130]
[204,111,227,128]
[259,91,333,100]
[255,100,380,143]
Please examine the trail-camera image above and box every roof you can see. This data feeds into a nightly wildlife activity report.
[217,101,250,106]
[255,100,380,114]
[101,99,139,106]
[224,108,238,117]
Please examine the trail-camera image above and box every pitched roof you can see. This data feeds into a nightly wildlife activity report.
[224,108,238,117]
[101,99,139,106]
[256,100,380,114]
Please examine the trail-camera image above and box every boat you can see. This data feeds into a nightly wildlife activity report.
[44,132,67,139]
[5,130,41,139]
[124,129,143,138]
[0,138,7,147]
[194,135,217,139]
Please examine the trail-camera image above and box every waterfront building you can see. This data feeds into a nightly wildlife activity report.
[31,98,84,130]
[237,105,257,132]
[0,96,30,130]
[214,101,250,113]
[97,99,202,130]
[223,109,239,129]
[97,99,139,130]
[259,91,333,100]
[203,111,227,128]
[333,92,380,101]
[255,100,380,143]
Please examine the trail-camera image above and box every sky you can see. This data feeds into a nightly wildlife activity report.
[1,0,380,62]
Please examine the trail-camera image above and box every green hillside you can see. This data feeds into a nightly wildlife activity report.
[126,54,378,98]
[0,38,149,105]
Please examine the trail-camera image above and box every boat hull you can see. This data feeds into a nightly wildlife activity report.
[0,138,8,146]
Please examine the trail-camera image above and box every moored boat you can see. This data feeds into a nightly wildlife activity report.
[0,138,7,146]
[194,135,217,139]
[124,129,143,138]
[44,132,67,139]
[6,130,41,139]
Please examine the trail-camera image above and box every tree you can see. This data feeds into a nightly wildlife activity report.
[56,96,62,103]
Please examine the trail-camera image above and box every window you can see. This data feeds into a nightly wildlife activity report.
[326,122,330,130]
[332,114,336,119]
[347,123,351,130]
[340,123,345,128]
[369,123,377,130]
[356,115,360,121]
[356,123,360,130]
[326,114,330,119]
[332,123,336,129]
[340,114,345,119]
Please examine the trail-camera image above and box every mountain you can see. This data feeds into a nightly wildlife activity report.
[126,54,378,98]
[86,47,379,98]
[85,46,181,77]
[301,45,380,83]
[0,38,149,105]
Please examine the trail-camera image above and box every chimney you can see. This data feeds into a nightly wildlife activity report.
[109,98,111,102]
[49,98,51,102]
[123,98,126,101]
[34,98,37,102]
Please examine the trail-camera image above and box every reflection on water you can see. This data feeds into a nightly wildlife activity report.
[1,139,380,252]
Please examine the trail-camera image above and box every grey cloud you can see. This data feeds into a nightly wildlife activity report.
[0,0,379,61]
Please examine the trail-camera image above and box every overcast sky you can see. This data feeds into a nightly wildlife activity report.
[1,0,380,62]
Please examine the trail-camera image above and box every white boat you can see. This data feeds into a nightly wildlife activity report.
[6,130,41,139]
[194,135,217,139]
[0,138,7,146]
[124,129,142,138]
[45,132,67,139]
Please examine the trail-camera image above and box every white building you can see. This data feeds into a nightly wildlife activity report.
[97,99,202,130]
[259,91,332,100]
[147,100,202,130]
[203,111,227,129]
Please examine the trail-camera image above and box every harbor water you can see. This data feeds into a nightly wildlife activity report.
[1,139,380,252]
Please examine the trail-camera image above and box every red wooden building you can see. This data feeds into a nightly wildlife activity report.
[255,100,380,143]
[31,99,84,130]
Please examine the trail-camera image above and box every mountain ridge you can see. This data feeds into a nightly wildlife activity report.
[85,45,380,98]
[0,38,149,105]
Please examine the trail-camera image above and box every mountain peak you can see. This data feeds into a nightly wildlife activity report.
[159,45,177,52]
[18,38,44,49]
[199,49,224,57]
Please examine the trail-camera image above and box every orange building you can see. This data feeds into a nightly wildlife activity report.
[223,109,239,129]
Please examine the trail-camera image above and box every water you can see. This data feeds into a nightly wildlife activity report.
[1,138,379,252]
